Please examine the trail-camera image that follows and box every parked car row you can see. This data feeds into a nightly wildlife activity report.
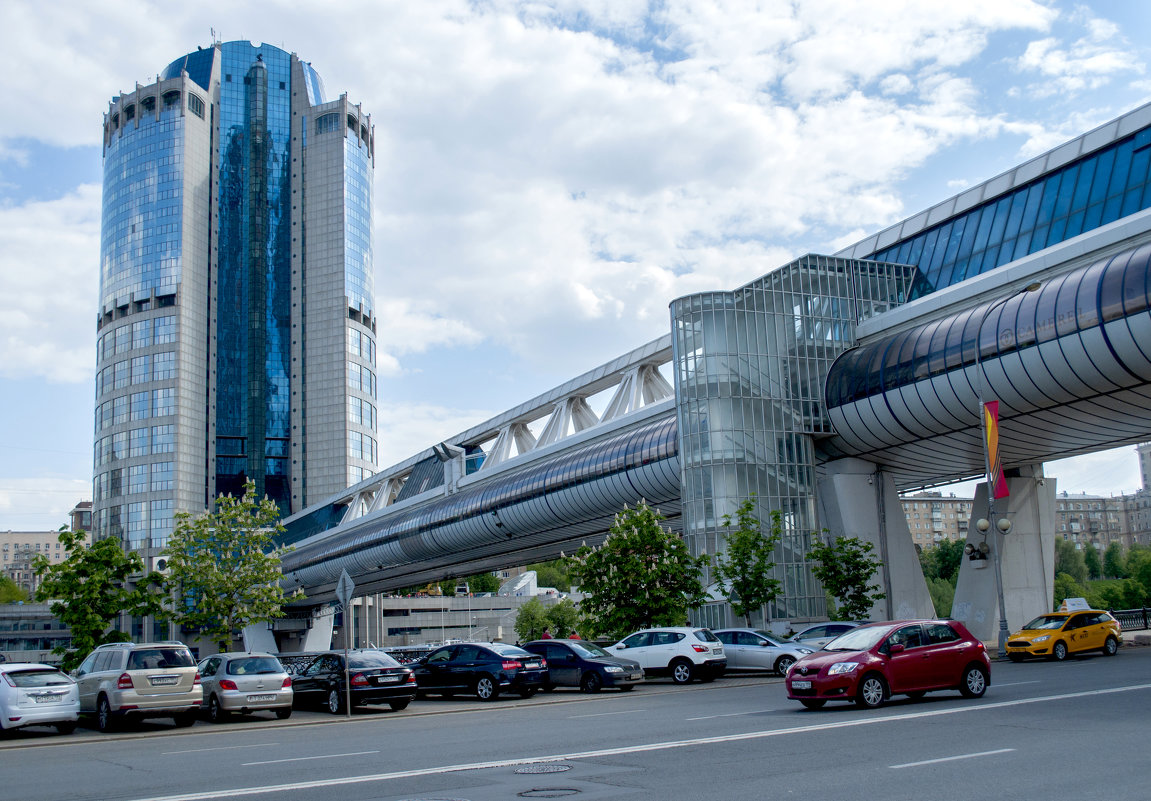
[0,608,1124,736]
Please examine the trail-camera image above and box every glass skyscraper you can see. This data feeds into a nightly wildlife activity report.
[94,42,378,559]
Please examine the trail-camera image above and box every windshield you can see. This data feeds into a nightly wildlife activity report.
[226,656,284,675]
[349,651,402,668]
[823,625,891,652]
[489,643,532,657]
[754,630,789,646]
[1021,615,1069,631]
[570,641,613,659]
[4,668,73,687]
[127,647,195,670]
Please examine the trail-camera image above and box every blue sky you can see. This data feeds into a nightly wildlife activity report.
[2,0,1151,530]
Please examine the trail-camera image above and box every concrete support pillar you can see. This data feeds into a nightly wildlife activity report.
[817,458,935,620]
[302,605,335,651]
[952,466,1055,642]
[242,622,278,653]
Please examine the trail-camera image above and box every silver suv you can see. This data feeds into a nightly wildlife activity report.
[608,627,726,684]
[73,641,203,732]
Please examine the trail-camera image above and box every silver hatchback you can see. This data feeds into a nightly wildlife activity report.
[197,652,293,722]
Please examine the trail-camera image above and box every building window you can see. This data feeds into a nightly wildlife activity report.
[187,93,205,119]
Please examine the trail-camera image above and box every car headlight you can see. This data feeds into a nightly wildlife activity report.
[604,666,624,673]
[1034,635,1049,643]
[797,648,813,655]
[829,662,860,675]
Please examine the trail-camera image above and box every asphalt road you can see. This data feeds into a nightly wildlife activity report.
[3,647,1149,801]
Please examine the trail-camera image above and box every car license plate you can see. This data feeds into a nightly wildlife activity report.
[33,694,63,704]
[791,680,812,690]
[525,662,541,669]
[150,675,179,686]
[375,675,401,683]
[247,694,276,702]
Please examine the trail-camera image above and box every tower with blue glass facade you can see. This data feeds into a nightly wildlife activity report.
[94,42,377,564]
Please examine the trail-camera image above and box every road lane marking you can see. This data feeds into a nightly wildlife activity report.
[891,748,1015,769]
[686,710,771,720]
[568,709,644,718]
[118,682,1151,801]
[994,681,1040,688]
[242,750,379,766]
[163,743,279,755]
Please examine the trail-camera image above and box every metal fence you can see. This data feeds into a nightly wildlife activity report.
[1111,607,1150,632]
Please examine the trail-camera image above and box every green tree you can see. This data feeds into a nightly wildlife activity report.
[1054,538,1088,584]
[0,574,28,604]
[919,539,965,583]
[806,534,886,621]
[33,527,162,671]
[526,559,571,593]
[712,498,782,626]
[1083,542,1103,580]
[462,572,501,594]
[567,501,710,639]
[926,576,955,618]
[1103,541,1127,579]
[1089,578,1147,610]
[1052,571,1089,611]
[160,481,290,651]
[546,598,581,637]
[513,597,550,642]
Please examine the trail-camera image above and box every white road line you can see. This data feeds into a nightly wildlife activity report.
[242,750,379,767]
[163,743,279,755]
[119,682,1151,801]
[686,710,771,721]
[994,681,1041,688]
[568,709,644,718]
[890,748,1015,769]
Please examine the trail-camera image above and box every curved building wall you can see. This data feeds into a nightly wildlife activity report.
[281,416,680,594]
[670,256,916,625]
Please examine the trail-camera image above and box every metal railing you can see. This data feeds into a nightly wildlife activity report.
[1111,607,1150,632]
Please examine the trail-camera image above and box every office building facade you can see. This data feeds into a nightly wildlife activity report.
[93,41,377,558]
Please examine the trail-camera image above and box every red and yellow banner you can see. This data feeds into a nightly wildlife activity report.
[983,400,1009,500]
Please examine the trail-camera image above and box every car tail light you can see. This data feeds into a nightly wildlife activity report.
[691,644,709,653]
[502,660,523,671]
[539,658,547,668]
[218,679,237,690]
[281,677,292,688]
[404,672,416,684]
[117,673,133,690]
[350,672,370,687]
[1,674,14,688]
[194,672,202,686]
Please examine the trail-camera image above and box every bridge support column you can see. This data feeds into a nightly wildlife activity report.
[301,606,336,651]
[952,465,1055,643]
[817,458,935,620]
[242,622,278,653]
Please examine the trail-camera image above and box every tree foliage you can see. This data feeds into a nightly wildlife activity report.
[926,576,955,618]
[160,481,290,651]
[33,527,162,671]
[546,598,581,637]
[463,571,501,594]
[513,597,550,642]
[1083,542,1103,580]
[1103,541,1127,579]
[712,498,781,626]
[1054,538,1088,585]
[567,501,709,640]
[0,574,28,604]
[919,539,964,583]
[1052,571,1089,611]
[525,559,571,593]
[807,534,886,621]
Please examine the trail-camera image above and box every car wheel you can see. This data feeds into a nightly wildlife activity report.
[96,695,117,733]
[800,699,826,710]
[55,722,77,735]
[388,699,411,712]
[580,672,603,693]
[1103,636,1119,656]
[208,694,228,723]
[327,688,345,714]
[519,687,538,699]
[618,684,636,692]
[541,683,556,693]
[475,674,499,701]
[906,691,926,701]
[775,655,797,676]
[670,659,695,685]
[1008,653,1025,663]
[173,711,198,727]
[1051,641,1068,661]
[275,708,293,720]
[856,674,888,709]
[959,665,988,698]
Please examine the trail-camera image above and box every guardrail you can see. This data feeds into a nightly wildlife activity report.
[1111,607,1150,632]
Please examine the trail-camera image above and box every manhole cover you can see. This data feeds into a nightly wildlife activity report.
[519,790,579,798]
[515,764,573,774]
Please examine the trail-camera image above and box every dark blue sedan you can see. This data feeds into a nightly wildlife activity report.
[522,639,644,692]
[412,642,547,701]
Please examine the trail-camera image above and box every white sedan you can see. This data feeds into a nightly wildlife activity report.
[0,662,79,735]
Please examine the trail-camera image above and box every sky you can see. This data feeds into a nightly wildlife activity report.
[2,0,1151,531]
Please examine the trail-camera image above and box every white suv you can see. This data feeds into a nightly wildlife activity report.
[608,627,726,684]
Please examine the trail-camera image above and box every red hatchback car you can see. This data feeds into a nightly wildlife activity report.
[785,620,990,710]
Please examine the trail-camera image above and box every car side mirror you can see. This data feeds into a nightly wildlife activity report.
[888,643,905,654]
[759,641,770,647]
[615,644,625,649]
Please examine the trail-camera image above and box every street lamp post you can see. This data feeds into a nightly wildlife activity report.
[973,282,1040,658]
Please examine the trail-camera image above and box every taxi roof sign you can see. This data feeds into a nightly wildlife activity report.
[1058,597,1091,611]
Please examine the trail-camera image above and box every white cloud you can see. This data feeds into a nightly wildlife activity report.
[0,477,90,531]
[376,402,496,468]
[0,184,100,383]
[1014,9,1144,98]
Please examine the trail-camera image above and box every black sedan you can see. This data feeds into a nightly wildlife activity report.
[522,639,643,692]
[412,642,547,701]
[291,650,417,714]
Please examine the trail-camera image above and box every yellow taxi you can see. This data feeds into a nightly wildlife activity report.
[1006,609,1121,662]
